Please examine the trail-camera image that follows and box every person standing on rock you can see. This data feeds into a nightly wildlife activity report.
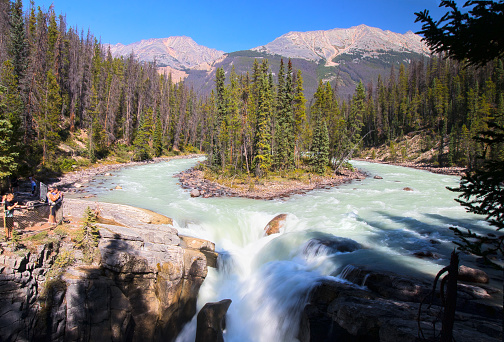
[2,193,19,240]
[47,188,63,224]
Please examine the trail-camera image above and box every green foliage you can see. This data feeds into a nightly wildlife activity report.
[56,157,76,172]
[0,117,18,178]
[9,228,22,250]
[310,118,330,174]
[25,231,49,241]
[253,60,273,177]
[44,249,75,289]
[75,207,100,264]
[153,109,163,157]
[388,141,397,161]
[9,0,29,81]
[449,227,503,269]
[420,0,504,268]
[415,1,504,67]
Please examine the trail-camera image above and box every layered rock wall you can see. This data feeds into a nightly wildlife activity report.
[0,199,216,342]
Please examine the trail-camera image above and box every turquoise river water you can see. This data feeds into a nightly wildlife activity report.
[74,158,499,342]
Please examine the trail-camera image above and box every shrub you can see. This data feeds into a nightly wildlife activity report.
[74,207,101,264]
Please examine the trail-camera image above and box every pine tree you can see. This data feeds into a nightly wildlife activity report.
[293,69,307,164]
[310,117,329,174]
[37,69,61,166]
[153,107,163,157]
[273,59,295,170]
[0,85,19,179]
[133,107,154,161]
[348,81,366,144]
[212,67,226,168]
[8,0,28,83]
[253,60,272,177]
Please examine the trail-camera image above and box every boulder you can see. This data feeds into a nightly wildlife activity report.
[264,214,288,235]
[413,250,440,259]
[403,187,414,191]
[190,189,201,197]
[374,175,383,179]
[303,235,361,258]
[458,265,489,284]
[196,299,232,342]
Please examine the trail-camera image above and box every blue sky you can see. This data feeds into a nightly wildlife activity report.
[27,0,465,52]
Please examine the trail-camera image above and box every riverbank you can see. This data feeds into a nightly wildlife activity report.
[353,158,467,177]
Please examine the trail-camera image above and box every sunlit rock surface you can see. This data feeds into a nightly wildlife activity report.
[0,199,216,342]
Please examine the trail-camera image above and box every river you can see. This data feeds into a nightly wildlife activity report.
[76,158,496,342]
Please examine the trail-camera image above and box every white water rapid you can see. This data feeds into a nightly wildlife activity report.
[76,158,495,342]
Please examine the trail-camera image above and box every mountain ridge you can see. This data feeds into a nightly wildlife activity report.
[252,24,429,66]
[108,36,225,70]
[107,25,431,98]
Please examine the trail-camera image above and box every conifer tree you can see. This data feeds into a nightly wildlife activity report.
[212,67,226,168]
[133,107,153,161]
[348,81,366,144]
[273,59,295,170]
[153,108,163,157]
[38,69,61,165]
[8,0,28,84]
[310,117,329,174]
[293,69,307,165]
[253,60,272,177]
[0,85,19,179]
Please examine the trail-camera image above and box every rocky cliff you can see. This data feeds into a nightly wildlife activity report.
[302,265,502,342]
[0,199,217,342]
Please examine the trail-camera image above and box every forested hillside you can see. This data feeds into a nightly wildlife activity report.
[1,0,502,184]
[0,0,206,181]
[353,58,504,167]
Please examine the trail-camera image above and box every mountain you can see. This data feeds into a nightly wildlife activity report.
[108,25,431,99]
[252,24,429,65]
[108,36,225,71]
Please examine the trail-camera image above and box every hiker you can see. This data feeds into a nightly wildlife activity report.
[2,193,18,240]
[29,176,37,196]
[47,188,63,224]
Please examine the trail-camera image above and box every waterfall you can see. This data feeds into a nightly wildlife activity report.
[78,158,492,341]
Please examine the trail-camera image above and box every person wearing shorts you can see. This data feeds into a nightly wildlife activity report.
[2,193,18,240]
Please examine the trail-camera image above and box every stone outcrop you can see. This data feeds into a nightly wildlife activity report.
[0,243,57,341]
[303,265,502,342]
[195,299,232,342]
[0,198,217,342]
[264,214,288,235]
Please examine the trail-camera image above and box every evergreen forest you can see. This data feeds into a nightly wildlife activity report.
[1,0,503,184]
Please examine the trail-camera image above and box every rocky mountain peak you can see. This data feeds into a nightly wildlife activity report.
[252,24,430,65]
[108,36,225,70]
